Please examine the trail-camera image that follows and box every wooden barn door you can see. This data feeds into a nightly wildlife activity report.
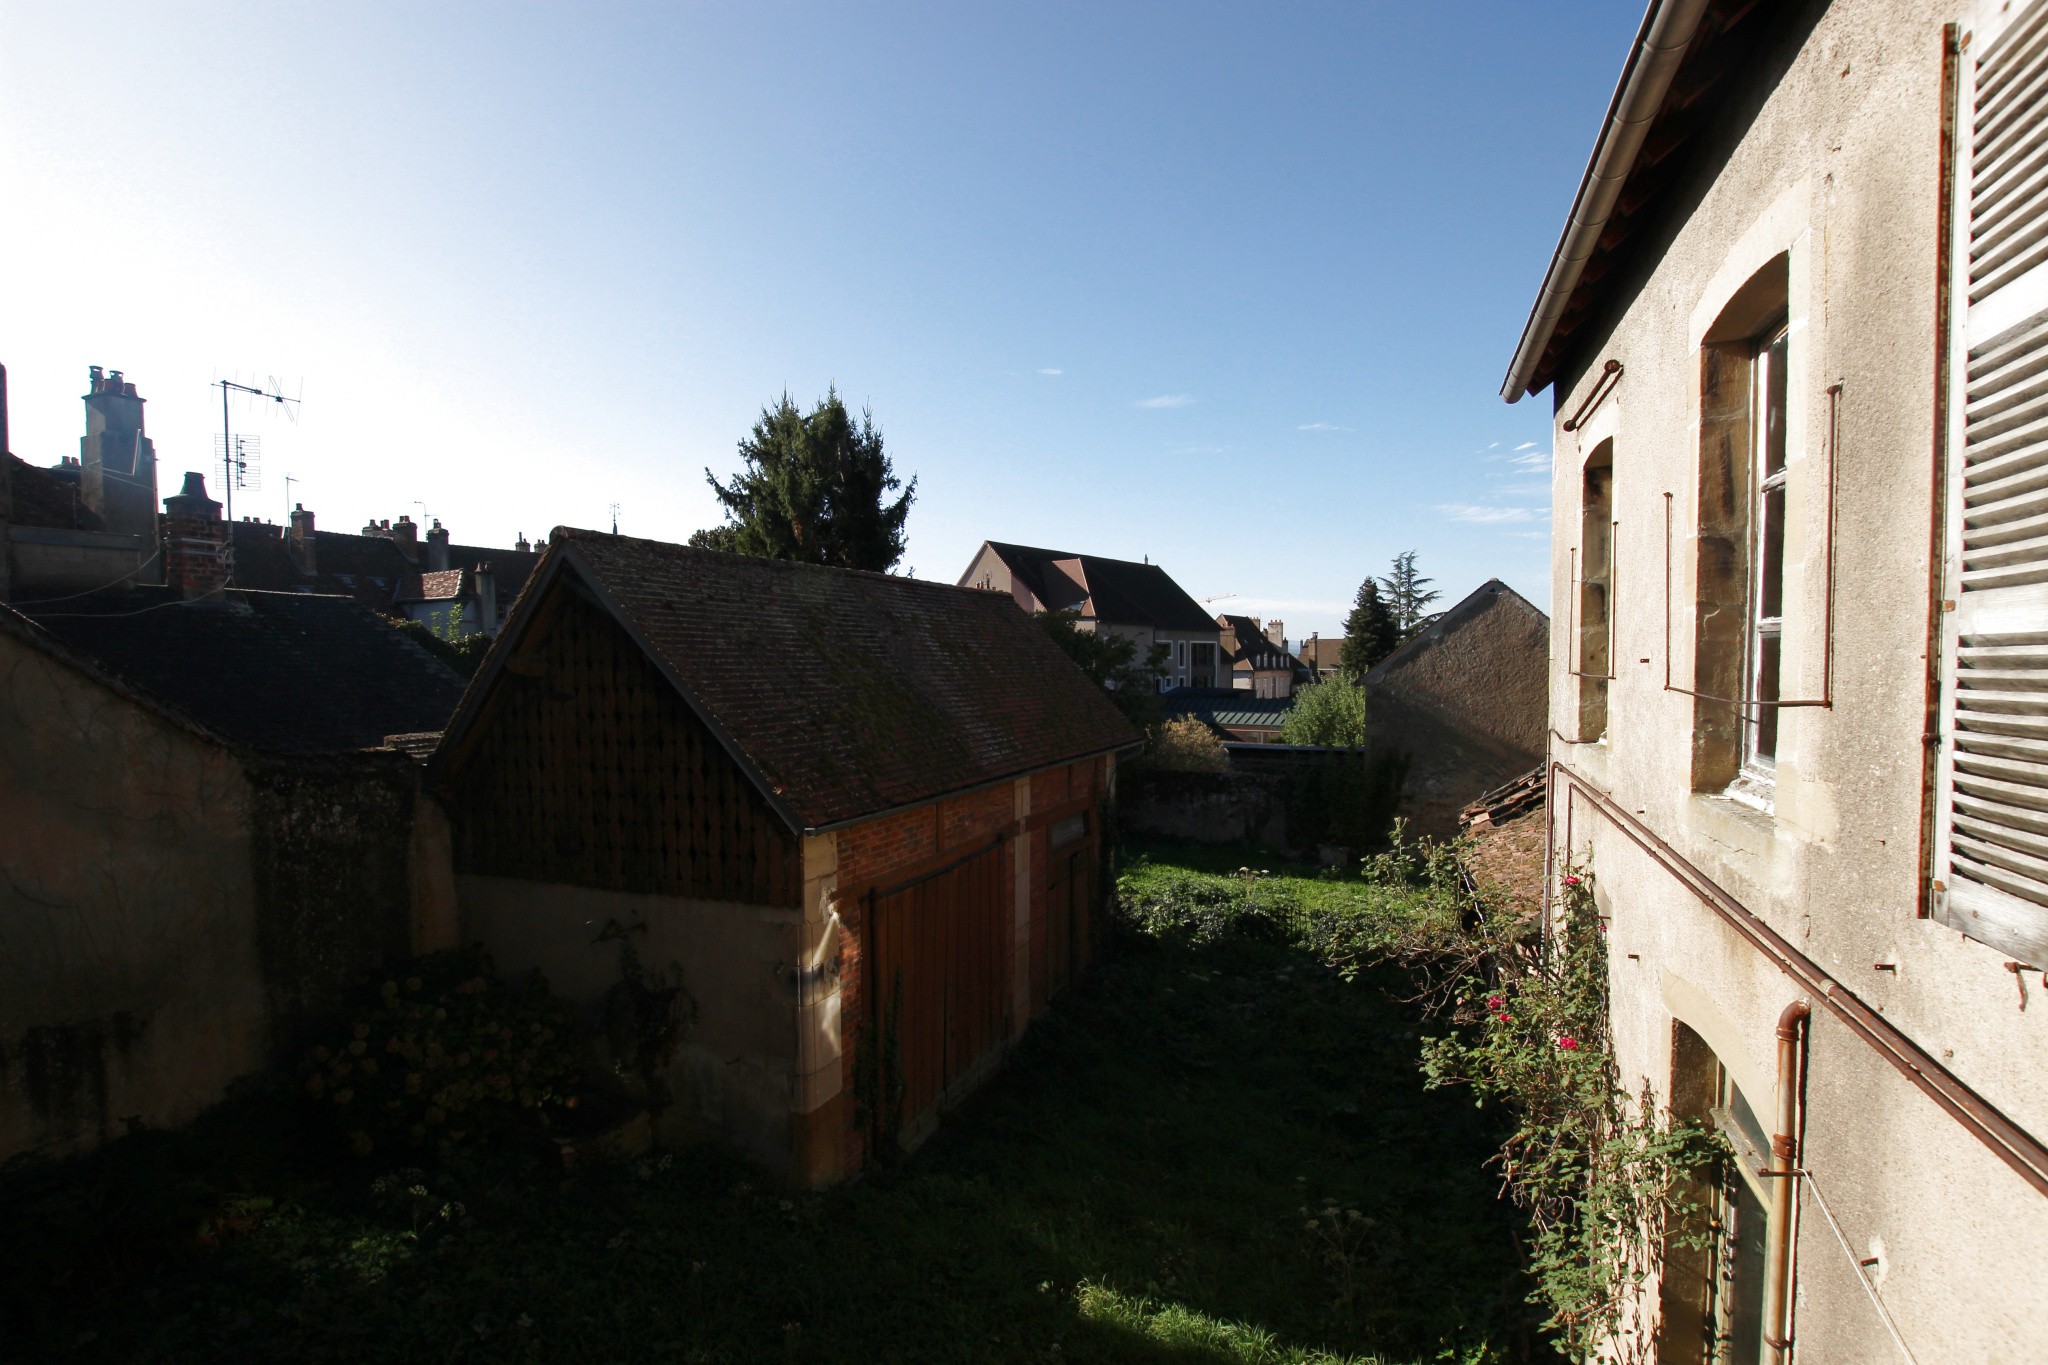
[866,839,1008,1147]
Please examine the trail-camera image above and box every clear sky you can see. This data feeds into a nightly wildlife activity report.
[1,2,1641,643]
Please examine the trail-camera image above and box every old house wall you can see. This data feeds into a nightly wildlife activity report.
[1367,586,1548,836]
[1544,0,2048,1355]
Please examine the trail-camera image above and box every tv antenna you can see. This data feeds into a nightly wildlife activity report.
[213,377,299,531]
[284,473,301,517]
[610,502,620,534]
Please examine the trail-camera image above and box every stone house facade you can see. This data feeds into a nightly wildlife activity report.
[1506,0,2048,1357]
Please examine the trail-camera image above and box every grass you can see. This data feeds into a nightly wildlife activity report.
[5,849,1541,1364]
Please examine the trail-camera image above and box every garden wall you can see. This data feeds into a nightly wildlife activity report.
[0,626,456,1164]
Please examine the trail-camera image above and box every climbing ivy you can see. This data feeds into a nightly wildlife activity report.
[1416,867,1723,1361]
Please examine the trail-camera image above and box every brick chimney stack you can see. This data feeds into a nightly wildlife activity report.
[426,518,451,572]
[162,472,227,599]
[289,503,317,574]
[1265,619,1286,651]
[515,532,531,553]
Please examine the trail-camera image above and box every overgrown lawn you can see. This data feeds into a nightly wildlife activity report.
[8,852,1538,1364]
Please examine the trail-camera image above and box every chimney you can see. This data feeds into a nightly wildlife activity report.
[515,532,531,554]
[80,365,158,540]
[289,503,317,575]
[476,563,499,635]
[389,514,419,560]
[426,517,451,572]
[162,472,227,599]
[1265,619,1286,650]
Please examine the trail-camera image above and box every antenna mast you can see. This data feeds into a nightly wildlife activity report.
[214,377,299,580]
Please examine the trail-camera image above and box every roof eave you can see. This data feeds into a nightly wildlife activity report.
[1499,0,1714,403]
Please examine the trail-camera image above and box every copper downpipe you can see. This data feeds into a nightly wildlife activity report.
[1762,999,1810,1361]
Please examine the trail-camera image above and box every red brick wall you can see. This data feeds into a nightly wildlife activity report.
[834,758,1106,1175]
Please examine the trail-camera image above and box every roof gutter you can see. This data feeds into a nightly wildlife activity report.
[1499,0,1714,402]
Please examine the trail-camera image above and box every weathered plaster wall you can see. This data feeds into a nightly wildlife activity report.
[0,628,264,1161]
[455,874,803,1177]
[1544,1,2048,1356]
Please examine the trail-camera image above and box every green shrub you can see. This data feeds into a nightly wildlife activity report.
[298,949,586,1157]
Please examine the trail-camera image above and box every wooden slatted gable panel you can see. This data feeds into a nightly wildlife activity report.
[446,586,800,907]
[1938,0,2048,968]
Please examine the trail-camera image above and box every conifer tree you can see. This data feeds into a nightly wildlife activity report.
[1379,549,1443,639]
[700,389,915,572]
[1339,576,1402,676]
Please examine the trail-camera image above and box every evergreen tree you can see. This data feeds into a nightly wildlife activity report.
[1379,549,1443,639]
[700,389,915,572]
[1339,577,1402,675]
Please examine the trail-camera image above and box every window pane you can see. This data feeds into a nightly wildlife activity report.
[1754,634,1781,760]
[1760,483,1785,621]
[1764,330,1788,478]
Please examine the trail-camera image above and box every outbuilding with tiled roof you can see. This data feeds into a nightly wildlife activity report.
[432,529,1138,1185]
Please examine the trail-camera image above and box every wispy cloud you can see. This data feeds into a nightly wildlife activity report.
[1438,503,1544,524]
[1136,394,1194,409]
[1508,450,1551,470]
[1037,367,1063,376]
[1297,421,1352,432]
[1514,441,1538,451]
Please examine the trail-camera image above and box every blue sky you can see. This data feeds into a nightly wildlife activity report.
[1,2,1641,642]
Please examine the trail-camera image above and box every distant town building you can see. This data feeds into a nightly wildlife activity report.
[958,540,1223,689]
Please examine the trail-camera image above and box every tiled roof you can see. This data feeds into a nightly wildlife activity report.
[449,543,540,601]
[452,530,1140,830]
[1159,688,1293,733]
[975,542,1216,633]
[399,569,468,603]
[16,587,470,754]
[8,456,104,531]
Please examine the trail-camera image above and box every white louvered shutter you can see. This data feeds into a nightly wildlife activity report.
[1935,0,2048,968]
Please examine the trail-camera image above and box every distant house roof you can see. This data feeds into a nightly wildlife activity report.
[1159,687,1293,735]
[1298,637,1344,671]
[227,522,541,614]
[1365,580,1549,685]
[443,530,1140,831]
[398,569,469,603]
[1216,614,1300,674]
[14,587,470,754]
[967,541,1216,633]
[7,455,103,531]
